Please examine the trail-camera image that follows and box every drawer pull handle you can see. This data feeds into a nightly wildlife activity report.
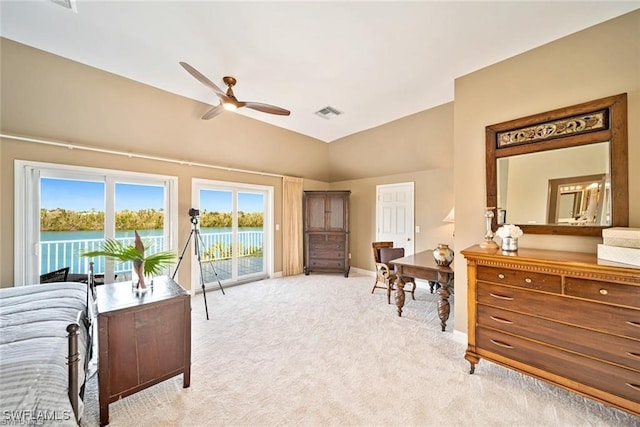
[599,288,608,295]
[497,273,505,279]
[626,352,640,360]
[489,293,514,301]
[489,316,513,324]
[626,321,640,328]
[626,383,640,392]
[524,278,532,284]
[490,339,514,349]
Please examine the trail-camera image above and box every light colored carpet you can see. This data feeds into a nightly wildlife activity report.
[80,274,638,426]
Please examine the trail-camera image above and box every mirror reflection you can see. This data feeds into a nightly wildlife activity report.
[496,142,610,226]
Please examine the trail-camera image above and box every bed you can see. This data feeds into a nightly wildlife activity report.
[0,275,95,426]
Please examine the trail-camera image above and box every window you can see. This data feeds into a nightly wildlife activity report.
[191,179,273,289]
[14,160,177,286]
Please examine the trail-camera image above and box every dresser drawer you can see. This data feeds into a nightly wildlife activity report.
[309,234,345,247]
[477,265,561,293]
[565,277,640,308]
[308,259,345,269]
[477,283,640,339]
[478,304,640,372]
[309,249,345,259]
[477,327,640,406]
[309,241,345,250]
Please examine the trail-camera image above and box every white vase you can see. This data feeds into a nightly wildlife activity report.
[132,262,153,292]
[502,237,518,251]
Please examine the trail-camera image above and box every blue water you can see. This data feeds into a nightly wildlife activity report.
[40,228,263,274]
[41,228,257,241]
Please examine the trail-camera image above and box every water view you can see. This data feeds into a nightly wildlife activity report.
[40,227,264,277]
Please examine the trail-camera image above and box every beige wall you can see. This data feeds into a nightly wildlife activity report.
[327,102,455,272]
[2,10,638,336]
[0,37,331,289]
[453,10,640,333]
[0,38,331,182]
[329,103,454,181]
[0,38,454,292]
[331,168,454,273]
[0,138,286,289]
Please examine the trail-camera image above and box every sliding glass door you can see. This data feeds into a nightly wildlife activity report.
[193,179,272,289]
[14,161,177,286]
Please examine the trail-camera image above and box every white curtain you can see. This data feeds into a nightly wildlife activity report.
[282,176,303,276]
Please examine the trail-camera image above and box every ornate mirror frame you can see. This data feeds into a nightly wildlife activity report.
[485,93,628,236]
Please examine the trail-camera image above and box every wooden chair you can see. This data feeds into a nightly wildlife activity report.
[371,242,416,304]
[40,266,70,283]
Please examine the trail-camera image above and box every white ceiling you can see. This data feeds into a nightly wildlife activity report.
[1,1,639,142]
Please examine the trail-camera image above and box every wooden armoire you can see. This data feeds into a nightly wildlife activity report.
[303,190,350,277]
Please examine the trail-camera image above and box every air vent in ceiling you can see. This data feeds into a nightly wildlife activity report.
[315,106,343,120]
[49,0,78,12]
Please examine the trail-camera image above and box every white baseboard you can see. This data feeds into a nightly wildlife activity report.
[452,330,468,345]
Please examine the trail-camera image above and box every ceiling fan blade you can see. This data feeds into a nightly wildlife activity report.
[241,101,291,116]
[201,104,225,120]
[179,62,231,102]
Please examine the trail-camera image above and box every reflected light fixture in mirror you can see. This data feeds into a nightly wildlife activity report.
[485,93,628,237]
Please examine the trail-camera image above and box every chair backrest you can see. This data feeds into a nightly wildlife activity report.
[40,266,70,284]
[372,241,394,263]
[379,247,405,265]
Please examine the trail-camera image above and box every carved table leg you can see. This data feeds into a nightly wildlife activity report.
[436,272,453,332]
[394,276,405,317]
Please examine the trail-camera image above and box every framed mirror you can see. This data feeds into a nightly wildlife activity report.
[486,93,628,236]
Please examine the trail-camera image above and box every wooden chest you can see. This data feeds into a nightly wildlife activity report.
[96,276,191,425]
[462,245,640,416]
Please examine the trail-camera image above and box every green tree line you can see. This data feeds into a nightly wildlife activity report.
[41,208,263,231]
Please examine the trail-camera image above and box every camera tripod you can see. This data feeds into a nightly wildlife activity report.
[172,215,225,320]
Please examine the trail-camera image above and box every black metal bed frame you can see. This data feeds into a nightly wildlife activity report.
[66,262,96,423]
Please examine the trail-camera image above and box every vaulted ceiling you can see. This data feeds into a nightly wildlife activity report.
[1,1,638,142]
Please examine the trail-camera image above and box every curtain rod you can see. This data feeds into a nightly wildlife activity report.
[1,133,286,179]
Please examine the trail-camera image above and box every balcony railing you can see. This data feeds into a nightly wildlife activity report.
[40,230,264,275]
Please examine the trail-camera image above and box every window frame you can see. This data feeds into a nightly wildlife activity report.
[14,160,178,286]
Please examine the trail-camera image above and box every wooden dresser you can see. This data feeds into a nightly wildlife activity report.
[96,276,191,426]
[462,245,640,416]
[303,190,350,277]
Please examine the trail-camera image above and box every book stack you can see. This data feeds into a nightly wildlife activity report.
[597,227,640,266]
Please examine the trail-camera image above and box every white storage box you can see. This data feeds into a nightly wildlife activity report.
[602,227,640,249]
[597,244,640,267]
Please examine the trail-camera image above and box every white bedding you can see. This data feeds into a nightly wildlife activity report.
[0,282,91,426]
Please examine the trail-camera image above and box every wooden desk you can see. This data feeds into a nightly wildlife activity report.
[390,250,454,331]
[96,276,191,426]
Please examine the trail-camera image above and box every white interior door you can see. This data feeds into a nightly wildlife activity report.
[376,182,415,255]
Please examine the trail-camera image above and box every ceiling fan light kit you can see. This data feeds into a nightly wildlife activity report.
[180,62,290,120]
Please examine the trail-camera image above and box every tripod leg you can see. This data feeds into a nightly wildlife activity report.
[197,252,210,320]
[173,226,210,320]
[172,229,194,281]
[195,230,226,295]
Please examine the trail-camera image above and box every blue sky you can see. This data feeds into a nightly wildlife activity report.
[41,178,264,212]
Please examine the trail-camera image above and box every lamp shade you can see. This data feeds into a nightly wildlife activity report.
[442,207,455,223]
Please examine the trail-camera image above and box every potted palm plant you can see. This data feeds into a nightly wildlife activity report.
[80,231,176,291]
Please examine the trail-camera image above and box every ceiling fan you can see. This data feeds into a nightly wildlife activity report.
[179,62,291,120]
